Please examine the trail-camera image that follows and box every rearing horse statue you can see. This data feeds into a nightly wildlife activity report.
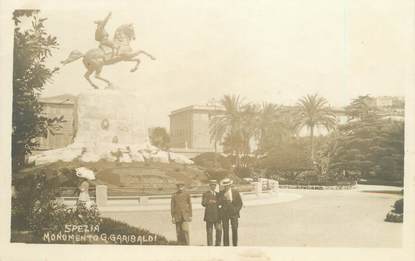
[61,23,155,89]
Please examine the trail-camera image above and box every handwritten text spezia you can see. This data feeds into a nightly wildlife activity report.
[42,224,158,244]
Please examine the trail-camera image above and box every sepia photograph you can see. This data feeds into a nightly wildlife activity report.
[1,1,414,261]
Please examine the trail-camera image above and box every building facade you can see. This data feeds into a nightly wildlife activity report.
[37,94,76,150]
[169,104,351,155]
[169,105,224,154]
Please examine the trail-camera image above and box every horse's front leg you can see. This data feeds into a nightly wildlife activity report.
[84,69,99,89]
[125,57,140,72]
[123,50,155,72]
[95,67,113,88]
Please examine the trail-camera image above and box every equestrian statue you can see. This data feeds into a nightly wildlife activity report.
[61,12,155,89]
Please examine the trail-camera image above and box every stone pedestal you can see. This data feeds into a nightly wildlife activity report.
[255,181,262,196]
[96,185,108,207]
[74,90,148,146]
[273,180,279,193]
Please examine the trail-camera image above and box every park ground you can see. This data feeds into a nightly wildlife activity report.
[102,185,402,247]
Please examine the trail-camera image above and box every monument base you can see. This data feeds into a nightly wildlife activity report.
[29,141,193,165]
[29,90,193,165]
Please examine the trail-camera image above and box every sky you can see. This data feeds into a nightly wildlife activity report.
[27,0,411,128]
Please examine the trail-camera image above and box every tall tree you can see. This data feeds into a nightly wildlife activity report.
[259,137,313,179]
[240,103,259,156]
[345,95,378,121]
[12,10,59,169]
[377,121,404,180]
[331,115,404,181]
[295,94,336,161]
[255,102,292,154]
[315,130,339,175]
[209,95,247,167]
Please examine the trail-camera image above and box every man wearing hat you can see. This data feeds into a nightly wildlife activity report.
[94,12,119,57]
[201,180,222,246]
[171,181,192,245]
[219,178,243,246]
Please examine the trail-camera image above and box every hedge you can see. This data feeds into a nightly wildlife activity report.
[11,166,172,245]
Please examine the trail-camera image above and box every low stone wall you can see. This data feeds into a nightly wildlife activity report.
[61,181,279,207]
[279,184,355,190]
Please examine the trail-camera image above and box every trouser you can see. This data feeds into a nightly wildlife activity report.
[206,221,222,246]
[99,39,118,56]
[222,216,238,246]
[100,39,116,49]
[175,221,190,245]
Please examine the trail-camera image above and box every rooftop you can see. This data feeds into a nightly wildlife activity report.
[170,104,225,116]
[39,94,77,105]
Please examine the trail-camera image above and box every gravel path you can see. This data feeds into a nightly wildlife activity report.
[102,187,402,247]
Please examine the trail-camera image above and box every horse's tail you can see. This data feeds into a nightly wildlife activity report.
[138,50,156,60]
[61,50,84,65]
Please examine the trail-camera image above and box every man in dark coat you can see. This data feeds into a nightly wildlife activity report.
[171,181,192,245]
[218,178,243,246]
[201,180,222,246]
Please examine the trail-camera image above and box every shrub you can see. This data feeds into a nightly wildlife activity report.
[12,202,171,244]
[12,166,95,230]
[385,198,403,223]
[266,168,357,186]
[30,202,101,243]
[296,170,320,184]
[12,167,63,230]
[192,152,232,169]
[234,167,252,179]
[357,178,403,187]
[12,166,170,244]
[393,199,403,214]
[99,217,170,245]
[11,166,101,243]
[259,139,313,171]
[205,168,230,182]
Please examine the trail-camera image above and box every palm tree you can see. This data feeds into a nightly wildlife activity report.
[256,102,292,154]
[295,94,336,161]
[209,95,244,166]
[256,103,278,146]
[239,103,260,167]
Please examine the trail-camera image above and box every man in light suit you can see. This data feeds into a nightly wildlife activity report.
[201,180,222,246]
[219,178,243,246]
[171,181,192,245]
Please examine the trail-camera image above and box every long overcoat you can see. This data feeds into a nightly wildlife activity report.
[171,191,192,222]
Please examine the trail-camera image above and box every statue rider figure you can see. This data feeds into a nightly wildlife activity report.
[61,12,155,89]
[94,12,119,57]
